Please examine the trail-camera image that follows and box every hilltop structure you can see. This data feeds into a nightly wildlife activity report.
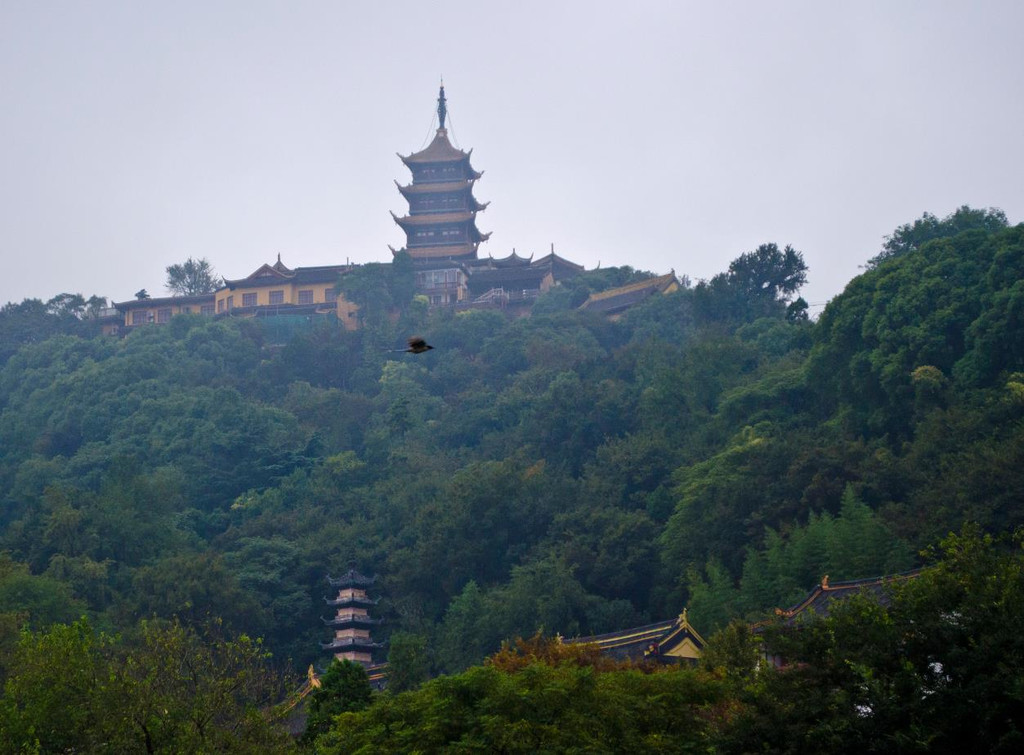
[112,86,644,328]
[391,84,490,269]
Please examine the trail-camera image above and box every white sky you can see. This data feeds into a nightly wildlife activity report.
[2,1,1022,309]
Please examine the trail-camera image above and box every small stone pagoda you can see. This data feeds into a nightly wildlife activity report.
[320,564,384,666]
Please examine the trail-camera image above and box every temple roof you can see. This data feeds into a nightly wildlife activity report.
[113,293,214,311]
[579,273,679,315]
[768,571,921,627]
[531,252,586,274]
[490,250,534,267]
[222,258,349,289]
[400,129,474,166]
[571,610,706,663]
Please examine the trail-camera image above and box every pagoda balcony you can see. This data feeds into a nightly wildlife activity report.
[320,637,386,651]
[324,595,379,608]
[321,614,383,627]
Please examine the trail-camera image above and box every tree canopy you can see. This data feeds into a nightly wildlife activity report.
[165,257,221,295]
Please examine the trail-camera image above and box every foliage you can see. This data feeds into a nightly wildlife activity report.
[868,205,1008,268]
[315,648,723,753]
[165,256,221,295]
[302,659,372,744]
[722,527,1024,753]
[0,209,1023,746]
[0,617,296,754]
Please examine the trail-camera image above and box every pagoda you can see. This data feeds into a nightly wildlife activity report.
[391,84,490,277]
[320,564,384,666]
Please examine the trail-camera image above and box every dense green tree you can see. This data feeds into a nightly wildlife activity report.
[165,256,221,295]
[315,653,722,754]
[302,658,372,744]
[868,205,1008,268]
[721,528,1024,754]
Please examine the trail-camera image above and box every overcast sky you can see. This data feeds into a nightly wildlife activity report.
[2,1,1022,309]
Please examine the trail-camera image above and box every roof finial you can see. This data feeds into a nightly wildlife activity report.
[437,81,447,131]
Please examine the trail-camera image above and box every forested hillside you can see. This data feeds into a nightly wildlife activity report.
[1,207,1023,748]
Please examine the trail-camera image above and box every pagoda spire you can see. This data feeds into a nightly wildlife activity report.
[437,81,447,130]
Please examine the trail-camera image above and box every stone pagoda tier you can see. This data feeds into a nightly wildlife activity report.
[391,84,490,264]
[320,565,384,666]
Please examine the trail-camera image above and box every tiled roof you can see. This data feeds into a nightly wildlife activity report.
[771,571,921,626]
[392,211,477,227]
[113,293,214,311]
[579,273,678,314]
[400,129,473,164]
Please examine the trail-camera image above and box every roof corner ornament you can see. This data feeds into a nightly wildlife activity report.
[821,574,830,589]
[437,82,447,131]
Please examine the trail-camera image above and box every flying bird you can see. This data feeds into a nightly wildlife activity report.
[401,336,434,354]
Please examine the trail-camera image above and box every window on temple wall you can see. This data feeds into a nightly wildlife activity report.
[157,308,171,323]
[325,289,338,302]
[226,296,234,310]
[217,300,225,313]
[132,310,149,325]
[242,293,257,307]
[201,305,215,316]
[181,306,191,314]
[298,289,313,305]
[269,290,284,305]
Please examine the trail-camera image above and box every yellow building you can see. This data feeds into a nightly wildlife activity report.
[113,293,216,328]
[215,256,360,330]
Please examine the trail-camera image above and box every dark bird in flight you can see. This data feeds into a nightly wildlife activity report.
[403,336,434,354]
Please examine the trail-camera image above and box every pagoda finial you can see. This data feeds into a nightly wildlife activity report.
[437,82,447,130]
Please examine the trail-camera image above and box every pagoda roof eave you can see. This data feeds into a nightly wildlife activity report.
[393,243,480,261]
[396,179,477,195]
[326,570,377,588]
[393,211,478,228]
[399,129,472,165]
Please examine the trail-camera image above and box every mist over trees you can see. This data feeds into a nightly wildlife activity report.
[1,208,1023,747]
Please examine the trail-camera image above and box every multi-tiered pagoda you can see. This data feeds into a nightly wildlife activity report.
[320,565,384,666]
[391,85,490,305]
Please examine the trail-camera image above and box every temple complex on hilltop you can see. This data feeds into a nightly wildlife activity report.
[391,84,585,308]
[320,565,385,666]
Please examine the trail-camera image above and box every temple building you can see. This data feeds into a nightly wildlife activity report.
[214,256,360,329]
[391,84,490,306]
[463,248,585,306]
[320,565,385,666]
[571,609,707,664]
[578,272,680,319]
[113,293,215,329]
